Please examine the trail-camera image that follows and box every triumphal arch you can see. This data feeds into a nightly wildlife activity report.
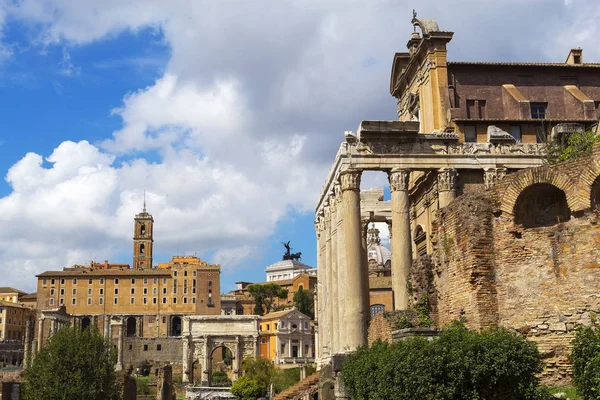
[181,315,260,385]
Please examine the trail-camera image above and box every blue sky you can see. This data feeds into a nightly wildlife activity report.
[0,0,597,293]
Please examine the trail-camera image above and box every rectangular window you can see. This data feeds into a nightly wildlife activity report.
[153,297,157,304]
[193,279,196,287]
[114,298,118,304]
[130,298,134,305]
[173,297,177,304]
[162,288,167,295]
[157,344,162,351]
[72,288,77,295]
[183,297,187,304]
[115,278,119,284]
[184,287,188,294]
[99,298,104,305]
[88,288,92,295]
[162,316,166,323]
[60,298,64,305]
[173,287,177,294]
[114,288,119,295]
[143,278,148,285]
[87,298,91,305]
[43,279,47,285]
[72,279,77,284]
[192,298,196,304]
[510,125,522,143]
[72,298,76,305]
[143,288,148,295]
[88,279,92,285]
[464,125,477,143]
[131,278,135,285]
[51,279,55,285]
[100,278,104,285]
[143,298,147,304]
[184,279,188,287]
[193,271,196,277]
[162,297,167,304]
[60,288,65,296]
[99,288,104,295]
[174,271,178,277]
[153,288,157,295]
[131,288,135,295]
[61,279,65,285]
[50,288,55,296]
[184,271,187,277]
[192,287,196,294]
[154,278,158,284]
[531,103,547,119]
[143,344,148,351]
[163,278,167,284]
[49,298,54,305]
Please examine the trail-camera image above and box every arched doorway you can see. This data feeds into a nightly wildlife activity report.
[591,176,600,210]
[81,317,91,330]
[514,183,571,228]
[170,316,182,337]
[209,345,233,387]
[126,317,137,337]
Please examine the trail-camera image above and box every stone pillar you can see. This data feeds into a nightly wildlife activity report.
[437,168,458,208]
[334,182,346,352]
[49,319,56,336]
[389,168,412,310]
[116,322,124,371]
[299,338,304,357]
[104,315,110,339]
[340,169,367,351]
[323,204,333,356]
[24,318,32,368]
[314,215,324,364]
[233,337,241,381]
[182,335,190,384]
[275,335,281,364]
[38,318,45,349]
[360,222,370,322]
[484,167,507,190]
[329,189,339,355]
[202,337,209,386]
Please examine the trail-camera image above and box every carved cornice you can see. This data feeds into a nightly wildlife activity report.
[437,168,457,192]
[389,168,410,192]
[340,170,361,192]
[484,167,507,189]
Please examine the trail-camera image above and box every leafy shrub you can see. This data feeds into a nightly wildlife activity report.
[546,130,600,164]
[570,322,600,399]
[230,375,265,400]
[211,370,232,387]
[341,321,548,400]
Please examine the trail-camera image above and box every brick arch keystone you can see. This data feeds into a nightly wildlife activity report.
[500,167,583,215]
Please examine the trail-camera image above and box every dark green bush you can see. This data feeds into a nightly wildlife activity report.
[342,321,548,400]
[570,323,600,399]
[211,370,232,387]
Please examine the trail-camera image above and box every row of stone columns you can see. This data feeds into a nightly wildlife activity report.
[316,167,464,363]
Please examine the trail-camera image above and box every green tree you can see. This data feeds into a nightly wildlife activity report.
[292,288,314,319]
[547,130,600,164]
[230,375,265,400]
[240,356,278,390]
[342,321,548,400]
[23,325,118,400]
[570,322,600,399]
[247,283,288,315]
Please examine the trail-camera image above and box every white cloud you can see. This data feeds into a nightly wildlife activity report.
[1,0,600,291]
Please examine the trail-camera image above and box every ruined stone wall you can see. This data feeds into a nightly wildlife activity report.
[428,147,600,383]
[123,337,182,369]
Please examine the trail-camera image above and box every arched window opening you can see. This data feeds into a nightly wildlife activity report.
[414,225,427,257]
[170,316,182,337]
[370,304,385,318]
[126,317,137,337]
[140,224,146,236]
[236,302,244,315]
[514,183,571,228]
[591,176,600,210]
[140,243,145,255]
[298,284,304,291]
[81,317,91,331]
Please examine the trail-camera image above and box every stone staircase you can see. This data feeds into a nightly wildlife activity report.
[273,371,320,400]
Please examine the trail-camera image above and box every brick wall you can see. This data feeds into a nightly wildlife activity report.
[123,337,182,369]
[426,146,600,383]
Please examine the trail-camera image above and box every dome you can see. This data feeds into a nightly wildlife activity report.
[366,225,391,269]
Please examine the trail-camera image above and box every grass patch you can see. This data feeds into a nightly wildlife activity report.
[548,386,579,399]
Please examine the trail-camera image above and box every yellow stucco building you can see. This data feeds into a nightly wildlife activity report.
[259,309,314,365]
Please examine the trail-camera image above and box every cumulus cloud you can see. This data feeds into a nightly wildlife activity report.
[0,0,599,291]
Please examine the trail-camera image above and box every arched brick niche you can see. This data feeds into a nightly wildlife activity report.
[514,184,571,228]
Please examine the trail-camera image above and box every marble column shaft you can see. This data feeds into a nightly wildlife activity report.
[116,323,124,371]
[315,216,324,363]
[330,192,340,355]
[335,183,346,352]
[324,205,333,357]
[340,170,367,350]
[37,318,44,352]
[182,335,190,383]
[389,168,412,310]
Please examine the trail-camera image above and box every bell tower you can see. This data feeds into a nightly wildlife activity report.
[133,201,154,269]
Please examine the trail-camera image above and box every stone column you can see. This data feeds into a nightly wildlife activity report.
[323,204,333,356]
[299,338,304,357]
[329,189,339,355]
[389,168,412,310]
[361,222,370,321]
[340,169,367,350]
[49,319,56,336]
[116,322,124,371]
[334,182,346,352]
[182,335,190,384]
[233,337,241,381]
[275,335,281,364]
[24,318,32,368]
[104,315,110,339]
[202,337,209,386]
[37,318,44,352]
[288,337,293,358]
[484,167,507,190]
[437,168,458,208]
[314,216,324,364]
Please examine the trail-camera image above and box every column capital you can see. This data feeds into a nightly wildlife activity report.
[437,168,458,192]
[334,182,342,202]
[484,167,507,189]
[389,168,410,192]
[340,169,361,192]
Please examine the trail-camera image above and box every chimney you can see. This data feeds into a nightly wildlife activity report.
[104,260,109,269]
[566,48,583,65]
